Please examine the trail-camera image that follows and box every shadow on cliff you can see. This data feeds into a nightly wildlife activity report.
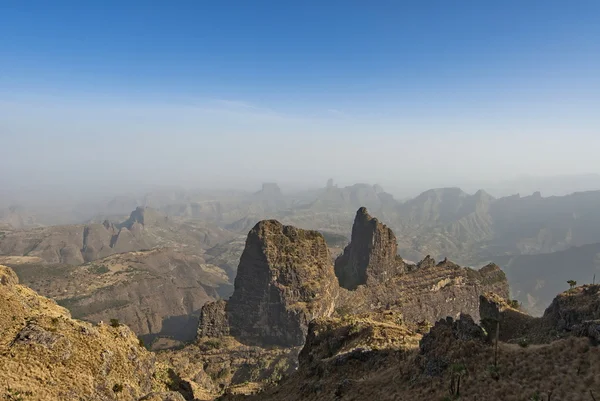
[140,309,203,347]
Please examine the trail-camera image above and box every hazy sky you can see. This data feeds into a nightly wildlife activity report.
[1,1,599,198]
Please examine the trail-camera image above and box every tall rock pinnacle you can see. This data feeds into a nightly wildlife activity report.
[334,207,403,290]
[199,220,339,347]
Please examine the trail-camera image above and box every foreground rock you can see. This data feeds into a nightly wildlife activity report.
[159,336,299,400]
[334,207,403,289]
[222,292,600,401]
[199,220,339,347]
[479,285,600,344]
[0,264,183,400]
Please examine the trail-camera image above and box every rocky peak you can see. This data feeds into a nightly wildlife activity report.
[254,183,283,198]
[543,284,600,331]
[199,220,339,347]
[334,207,403,290]
[417,255,436,269]
[124,206,166,227]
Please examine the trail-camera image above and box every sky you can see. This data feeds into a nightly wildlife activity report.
[1,1,600,199]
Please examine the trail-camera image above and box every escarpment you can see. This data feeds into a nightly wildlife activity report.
[199,209,511,348]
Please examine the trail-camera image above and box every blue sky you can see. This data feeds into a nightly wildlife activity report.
[1,1,599,196]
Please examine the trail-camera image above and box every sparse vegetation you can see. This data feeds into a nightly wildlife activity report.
[487,364,500,381]
[508,299,520,309]
[202,339,223,350]
[334,304,353,317]
[4,388,33,401]
[89,264,110,274]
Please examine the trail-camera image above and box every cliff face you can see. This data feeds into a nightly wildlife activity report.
[199,220,339,347]
[543,284,600,329]
[334,207,403,289]
[339,258,509,325]
[0,264,180,400]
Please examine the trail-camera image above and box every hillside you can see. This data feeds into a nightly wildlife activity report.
[2,248,231,346]
[225,286,600,401]
[0,206,236,265]
[0,264,187,401]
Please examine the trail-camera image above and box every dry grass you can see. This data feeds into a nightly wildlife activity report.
[231,329,600,401]
[0,264,172,401]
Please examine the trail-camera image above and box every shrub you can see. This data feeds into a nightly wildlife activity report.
[567,280,577,289]
[334,304,353,317]
[110,318,120,328]
[112,383,123,393]
[508,299,520,309]
[518,338,529,348]
[90,264,110,274]
[202,339,222,350]
[529,391,541,401]
[487,364,500,381]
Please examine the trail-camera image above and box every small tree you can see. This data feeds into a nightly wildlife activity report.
[508,299,520,309]
[448,363,467,397]
[567,280,577,290]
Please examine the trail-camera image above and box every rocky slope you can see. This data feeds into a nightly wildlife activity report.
[199,220,339,347]
[225,288,600,401]
[189,210,511,398]
[333,207,509,324]
[158,336,299,400]
[338,258,509,324]
[3,248,232,346]
[0,264,186,401]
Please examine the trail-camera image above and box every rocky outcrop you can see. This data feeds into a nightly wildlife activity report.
[0,264,182,400]
[198,299,230,338]
[163,336,299,399]
[339,258,509,325]
[200,220,339,347]
[479,293,536,342]
[299,315,420,368]
[334,207,403,289]
[478,285,600,344]
[419,314,487,376]
[543,284,600,330]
